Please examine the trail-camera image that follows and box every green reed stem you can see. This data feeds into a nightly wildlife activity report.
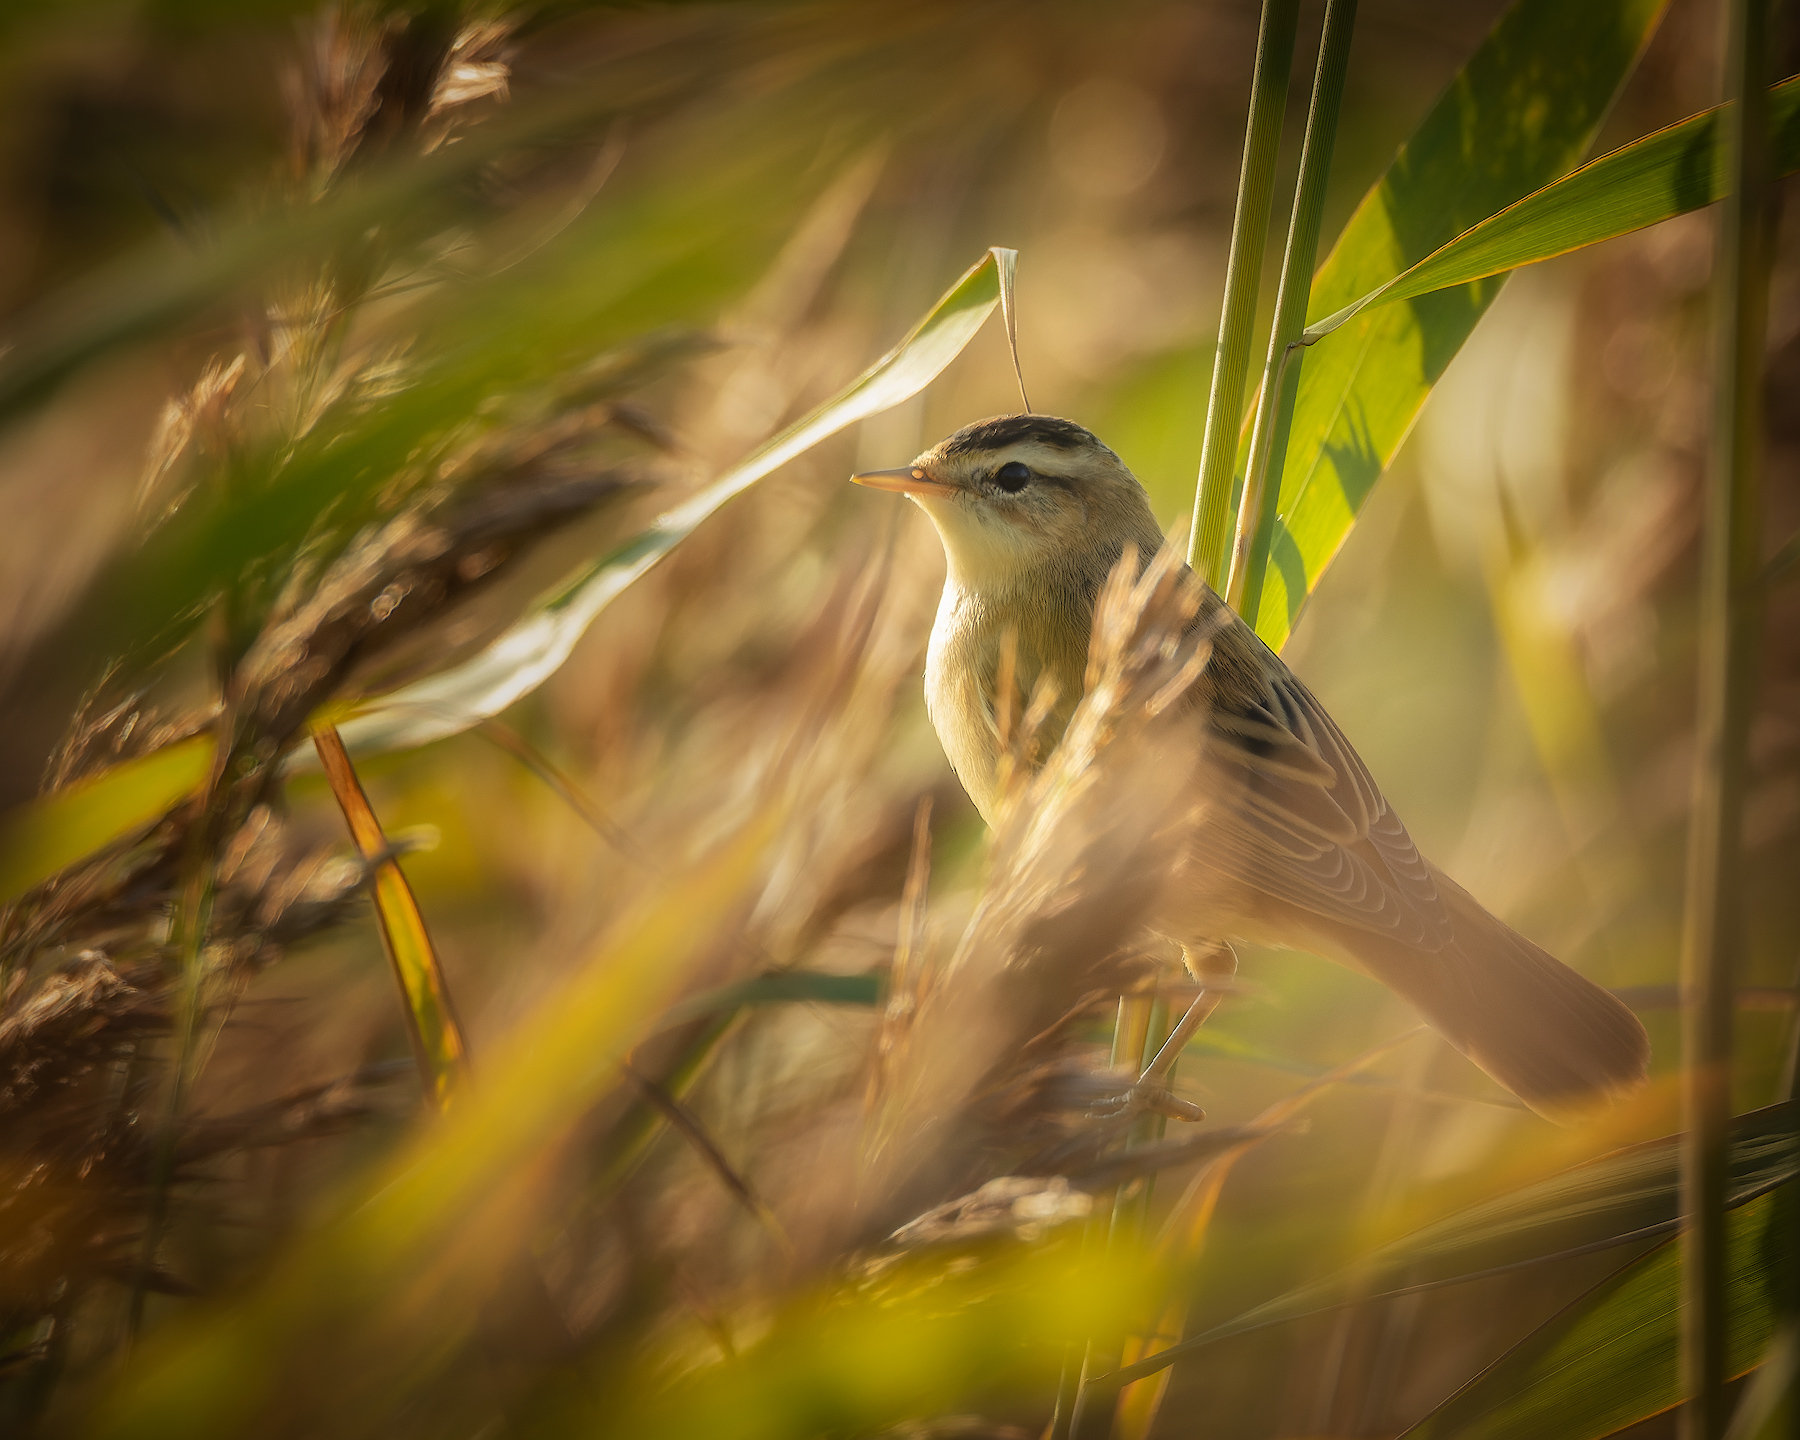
[1065,998,1167,1440]
[1225,0,1358,624]
[1052,994,1153,1440]
[1680,1,1770,1437]
[1189,0,1302,588]
[601,1008,746,1193]
[127,841,215,1343]
[1769,1019,1800,1440]
[1111,999,1172,1254]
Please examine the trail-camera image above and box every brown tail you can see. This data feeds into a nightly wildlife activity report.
[1347,868,1649,1123]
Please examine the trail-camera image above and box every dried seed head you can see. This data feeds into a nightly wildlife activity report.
[863,533,1215,1225]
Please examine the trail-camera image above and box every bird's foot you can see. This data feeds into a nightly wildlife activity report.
[1086,1079,1206,1125]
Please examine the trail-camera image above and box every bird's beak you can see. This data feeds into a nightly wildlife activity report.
[849,465,958,499]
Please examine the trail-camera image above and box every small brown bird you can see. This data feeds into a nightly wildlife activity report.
[853,414,1649,1122]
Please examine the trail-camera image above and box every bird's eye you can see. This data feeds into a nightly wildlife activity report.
[994,460,1031,492]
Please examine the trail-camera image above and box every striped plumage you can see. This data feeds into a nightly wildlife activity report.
[855,414,1649,1122]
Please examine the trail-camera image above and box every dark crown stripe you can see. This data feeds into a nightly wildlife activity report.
[938,414,1098,456]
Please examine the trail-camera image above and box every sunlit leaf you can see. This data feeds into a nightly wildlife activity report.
[331,247,1013,758]
[654,970,884,1030]
[592,1241,1154,1440]
[1400,1183,1797,1440]
[311,725,467,1111]
[1304,73,1800,343]
[1245,0,1670,650]
[0,733,214,905]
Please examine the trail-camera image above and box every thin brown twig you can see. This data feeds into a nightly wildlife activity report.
[623,1062,794,1258]
[475,719,643,862]
[891,796,934,1005]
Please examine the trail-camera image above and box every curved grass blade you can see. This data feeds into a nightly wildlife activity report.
[332,247,1013,758]
[0,733,215,905]
[610,968,887,1191]
[995,246,1030,412]
[1241,0,1669,651]
[653,970,883,1031]
[1303,73,1800,344]
[1184,1026,1523,1107]
[1399,1183,1797,1440]
[312,725,467,1112]
[1098,1101,1799,1393]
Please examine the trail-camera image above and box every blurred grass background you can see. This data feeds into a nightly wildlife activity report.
[0,2,1796,1437]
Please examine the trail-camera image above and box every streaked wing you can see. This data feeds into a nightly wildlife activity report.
[1199,623,1451,950]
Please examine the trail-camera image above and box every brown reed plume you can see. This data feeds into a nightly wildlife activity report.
[857,537,1234,1248]
[0,7,664,1388]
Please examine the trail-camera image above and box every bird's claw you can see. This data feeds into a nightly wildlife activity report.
[1087,1081,1205,1124]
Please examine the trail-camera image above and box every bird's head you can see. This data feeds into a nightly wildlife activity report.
[851,415,1163,590]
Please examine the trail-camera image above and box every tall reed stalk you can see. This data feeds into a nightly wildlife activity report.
[127,847,214,1341]
[1187,0,1302,589]
[1072,4,1305,1418]
[1679,0,1770,1436]
[1075,6,1361,1436]
[1225,0,1358,623]
[1064,999,1167,1440]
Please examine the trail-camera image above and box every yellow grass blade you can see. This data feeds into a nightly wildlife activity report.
[0,732,215,905]
[311,724,467,1111]
[88,812,775,1440]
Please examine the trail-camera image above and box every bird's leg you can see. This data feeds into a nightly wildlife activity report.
[1082,943,1237,1126]
[1139,939,1239,1084]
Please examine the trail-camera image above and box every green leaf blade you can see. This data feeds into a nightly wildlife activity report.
[1400,1185,1795,1440]
[656,970,885,1031]
[1250,0,1671,650]
[1323,72,1800,329]
[332,247,1010,758]
[1107,1103,1796,1383]
[0,734,215,905]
